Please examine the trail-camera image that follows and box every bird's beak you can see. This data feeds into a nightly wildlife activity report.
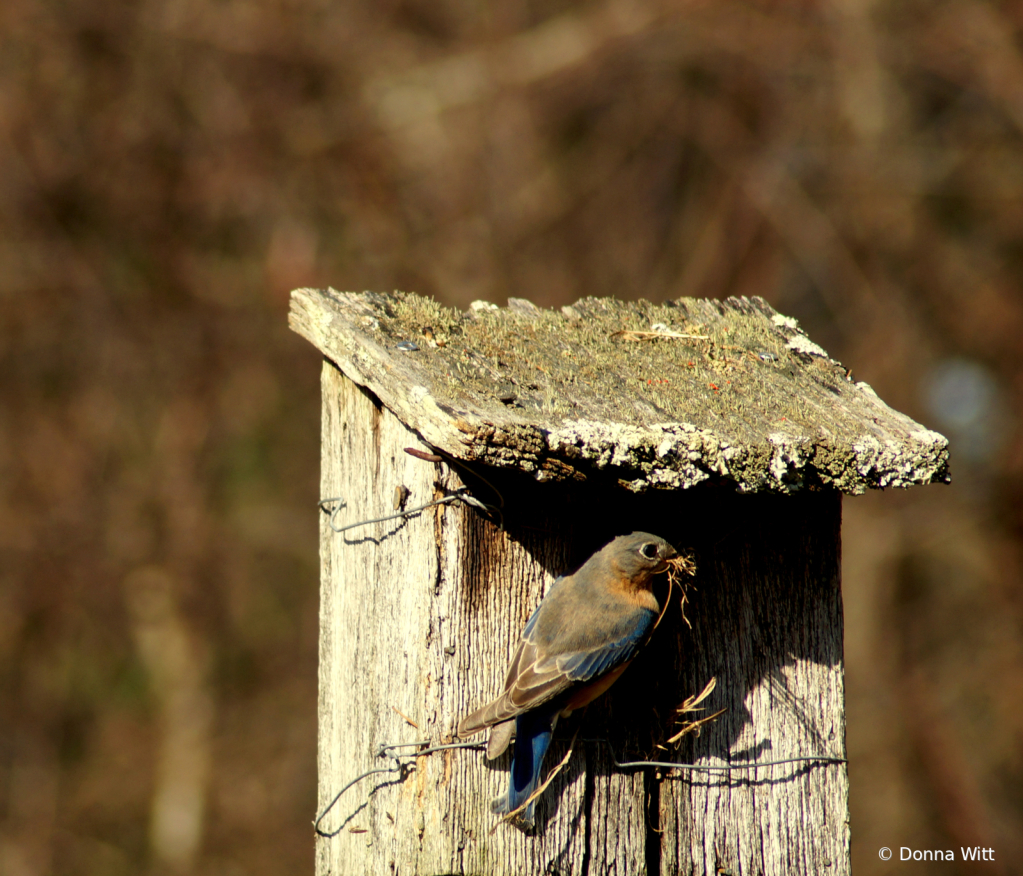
[654,547,680,574]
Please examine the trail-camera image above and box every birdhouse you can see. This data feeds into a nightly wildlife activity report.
[288,289,948,876]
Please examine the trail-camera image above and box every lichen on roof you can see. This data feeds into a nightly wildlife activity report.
[289,288,950,495]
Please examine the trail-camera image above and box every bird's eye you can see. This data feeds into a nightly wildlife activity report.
[640,543,659,560]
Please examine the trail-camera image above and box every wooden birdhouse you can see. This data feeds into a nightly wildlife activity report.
[288,289,949,876]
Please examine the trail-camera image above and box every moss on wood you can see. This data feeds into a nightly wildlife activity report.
[289,289,949,494]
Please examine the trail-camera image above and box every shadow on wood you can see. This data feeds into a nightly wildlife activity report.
[451,461,843,867]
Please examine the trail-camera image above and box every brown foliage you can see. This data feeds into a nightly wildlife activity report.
[2,0,1022,872]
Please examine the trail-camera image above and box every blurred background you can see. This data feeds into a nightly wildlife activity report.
[2,0,1022,873]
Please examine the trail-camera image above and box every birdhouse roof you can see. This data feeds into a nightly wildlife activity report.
[289,288,949,494]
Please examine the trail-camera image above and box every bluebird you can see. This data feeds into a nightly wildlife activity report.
[457,532,678,825]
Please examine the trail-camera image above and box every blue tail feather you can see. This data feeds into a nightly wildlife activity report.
[493,708,558,825]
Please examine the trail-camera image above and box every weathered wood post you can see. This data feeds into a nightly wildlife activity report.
[288,289,948,876]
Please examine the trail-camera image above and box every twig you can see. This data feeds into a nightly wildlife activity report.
[391,706,419,729]
[613,330,711,342]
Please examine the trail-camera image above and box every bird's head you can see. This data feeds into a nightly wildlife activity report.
[605,532,678,587]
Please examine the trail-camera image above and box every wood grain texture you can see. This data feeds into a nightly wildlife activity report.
[316,361,594,875]
[655,491,847,875]
[290,288,949,496]
[316,358,848,874]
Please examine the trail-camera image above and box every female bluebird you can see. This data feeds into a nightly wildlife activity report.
[457,532,678,825]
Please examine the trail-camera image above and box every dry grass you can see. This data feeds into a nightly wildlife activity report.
[661,552,698,631]
[665,676,724,746]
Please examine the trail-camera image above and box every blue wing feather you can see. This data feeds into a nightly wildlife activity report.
[558,607,656,681]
